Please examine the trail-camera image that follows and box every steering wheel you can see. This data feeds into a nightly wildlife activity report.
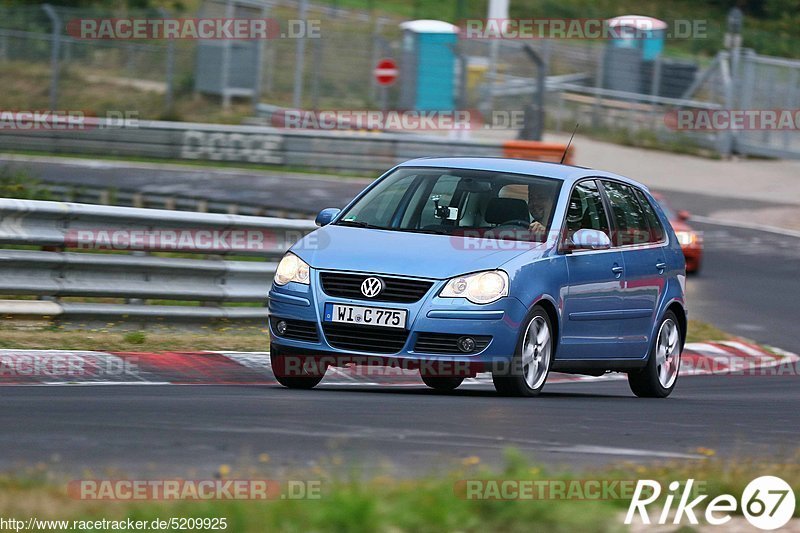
[500,219,531,228]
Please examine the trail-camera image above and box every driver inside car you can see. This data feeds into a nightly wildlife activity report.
[527,184,555,239]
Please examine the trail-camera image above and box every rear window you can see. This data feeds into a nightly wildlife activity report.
[634,189,667,243]
[601,181,651,246]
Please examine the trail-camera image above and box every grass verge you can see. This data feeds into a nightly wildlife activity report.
[0,326,269,352]
[0,450,797,532]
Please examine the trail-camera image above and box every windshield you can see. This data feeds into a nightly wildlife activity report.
[336,167,563,243]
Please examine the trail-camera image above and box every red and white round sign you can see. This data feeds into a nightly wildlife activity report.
[374,58,399,86]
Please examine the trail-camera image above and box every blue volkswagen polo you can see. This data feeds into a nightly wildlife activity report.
[268,158,687,398]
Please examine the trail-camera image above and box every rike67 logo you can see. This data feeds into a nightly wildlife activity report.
[625,476,796,530]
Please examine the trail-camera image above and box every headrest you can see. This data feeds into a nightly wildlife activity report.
[485,198,530,225]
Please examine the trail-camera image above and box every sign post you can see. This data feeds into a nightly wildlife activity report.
[373,58,398,112]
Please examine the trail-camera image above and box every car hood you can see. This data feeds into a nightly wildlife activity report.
[292,225,549,279]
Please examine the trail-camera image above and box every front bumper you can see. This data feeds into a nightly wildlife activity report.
[268,269,528,366]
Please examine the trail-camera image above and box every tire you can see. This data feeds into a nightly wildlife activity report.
[270,344,326,390]
[492,306,554,397]
[628,310,682,398]
[420,374,464,391]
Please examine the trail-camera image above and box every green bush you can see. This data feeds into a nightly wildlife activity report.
[0,169,52,200]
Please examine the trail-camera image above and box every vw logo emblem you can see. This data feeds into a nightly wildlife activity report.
[360,277,384,298]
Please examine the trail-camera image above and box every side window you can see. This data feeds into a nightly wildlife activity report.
[633,189,666,243]
[601,181,651,246]
[565,180,610,239]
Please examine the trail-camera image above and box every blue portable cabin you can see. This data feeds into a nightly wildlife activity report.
[607,15,667,61]
[398,20,460,111]
[603,15,667,95]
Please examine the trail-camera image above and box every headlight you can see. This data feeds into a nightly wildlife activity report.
[440,270,509,304]
[675,231,696,246]
[274,253,310,286]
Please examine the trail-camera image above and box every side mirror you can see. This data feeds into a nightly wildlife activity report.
[315,208,341,227]
[677,210,690,222]
[571,228,612,251]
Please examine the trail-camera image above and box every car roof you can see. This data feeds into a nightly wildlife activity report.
[397,157,650,191]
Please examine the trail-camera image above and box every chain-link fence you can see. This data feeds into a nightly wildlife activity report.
[0,1,406,119]
[736,51,800,158]
[1,2,798,159]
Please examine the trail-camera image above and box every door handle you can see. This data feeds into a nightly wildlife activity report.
[611,265,624,275]
[656,262,667,271]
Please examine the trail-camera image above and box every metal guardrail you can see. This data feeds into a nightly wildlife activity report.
[0,198,317,324]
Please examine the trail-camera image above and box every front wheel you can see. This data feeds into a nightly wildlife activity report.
[492,307,553,397]
[270,345,326,389]
[627,311,682,398]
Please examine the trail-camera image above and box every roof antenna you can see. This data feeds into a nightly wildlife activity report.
[560,123,579,164]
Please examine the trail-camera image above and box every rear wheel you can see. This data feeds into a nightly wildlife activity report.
[420,374,464,391]
[492,307,553,397]
[628,311,681,398]
[270,344,326,389]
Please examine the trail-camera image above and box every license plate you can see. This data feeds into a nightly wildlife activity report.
[324,303,407,329]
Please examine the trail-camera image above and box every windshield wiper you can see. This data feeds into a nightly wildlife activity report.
[389,227,449,235]
[336,220,389,230]
[335,220,447,235]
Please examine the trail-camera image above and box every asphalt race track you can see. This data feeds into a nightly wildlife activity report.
[2,157,799,476]
[0,155,368,216]
[2,375,798,476]
[665,189,800,354]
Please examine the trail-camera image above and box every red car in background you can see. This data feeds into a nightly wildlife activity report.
[653,193,703,273]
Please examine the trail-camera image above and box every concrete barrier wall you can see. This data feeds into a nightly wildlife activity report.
[0,119,568,173]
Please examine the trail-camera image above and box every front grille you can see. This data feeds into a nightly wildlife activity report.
[320,272,433,303]
[414,333,492,355]
[322,323,409,354]
[270,317,319,342]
